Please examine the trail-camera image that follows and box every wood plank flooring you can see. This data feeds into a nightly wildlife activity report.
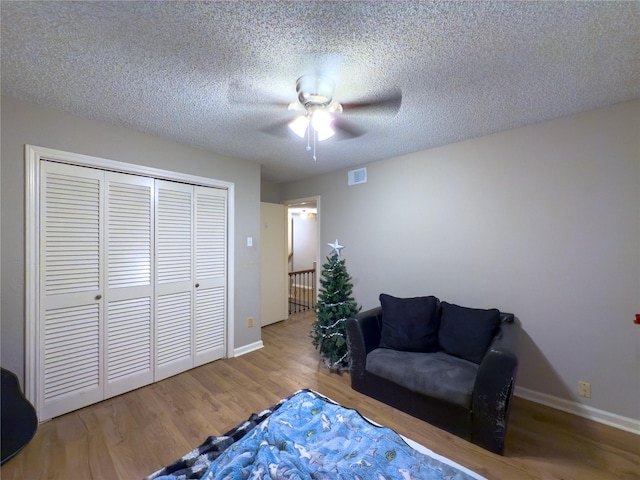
[2,311,639,479]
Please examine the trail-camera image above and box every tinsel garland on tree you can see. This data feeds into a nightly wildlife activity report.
[310,240,360,371]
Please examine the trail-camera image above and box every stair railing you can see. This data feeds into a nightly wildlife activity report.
[288,267,316,314]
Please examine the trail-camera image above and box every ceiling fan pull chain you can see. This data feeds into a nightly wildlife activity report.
[313,128,317,161]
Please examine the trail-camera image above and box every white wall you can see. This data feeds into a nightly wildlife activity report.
[1,96,263,384]
[280,100,640,423]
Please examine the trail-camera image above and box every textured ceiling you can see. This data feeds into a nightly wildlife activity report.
[2,1,639,183]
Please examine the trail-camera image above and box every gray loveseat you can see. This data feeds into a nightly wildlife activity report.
[346,294,520,454]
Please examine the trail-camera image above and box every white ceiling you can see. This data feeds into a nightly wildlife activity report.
[2,1,639,184]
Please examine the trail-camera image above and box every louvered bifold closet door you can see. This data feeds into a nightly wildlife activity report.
[194,186,227,366]
[39,161,105,420]
[104,172,154,398]
[155,180,194,381]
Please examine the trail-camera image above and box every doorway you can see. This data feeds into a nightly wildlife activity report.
[285,197,320,314]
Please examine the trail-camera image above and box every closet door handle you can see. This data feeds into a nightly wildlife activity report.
[95,294,102,300]
[195,283,200,288]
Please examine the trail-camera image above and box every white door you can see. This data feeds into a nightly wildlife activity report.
[154,180,194,381]
[193,186,227,365]
[39,161,105,420]
[260,203,288,326]
[104,172,154,398]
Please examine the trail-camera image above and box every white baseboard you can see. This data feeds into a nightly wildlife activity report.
[233,340,264,357]
[514,386,640,435]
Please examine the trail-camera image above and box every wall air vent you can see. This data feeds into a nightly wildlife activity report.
[348,167,367,186]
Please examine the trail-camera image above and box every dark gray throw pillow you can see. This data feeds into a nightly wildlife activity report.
[379,294,440,352]
[438,302,501,364]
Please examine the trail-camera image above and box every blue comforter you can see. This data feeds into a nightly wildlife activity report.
[155,390,477,480]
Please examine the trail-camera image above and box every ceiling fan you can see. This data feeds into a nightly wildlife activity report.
[287,75,344,143]
[259,74,402,160]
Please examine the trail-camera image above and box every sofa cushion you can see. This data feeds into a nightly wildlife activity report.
[366,349,479,409]
[438,302,501,364]
[379,294,440,352]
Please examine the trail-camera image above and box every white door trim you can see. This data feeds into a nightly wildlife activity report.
[25,144,235,405]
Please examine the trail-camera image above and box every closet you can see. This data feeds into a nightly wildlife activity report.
[37,159,227,421]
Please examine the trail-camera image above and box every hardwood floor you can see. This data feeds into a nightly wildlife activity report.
[3,311,639,479]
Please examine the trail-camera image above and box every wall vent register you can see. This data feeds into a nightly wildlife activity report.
[348,168,367,186]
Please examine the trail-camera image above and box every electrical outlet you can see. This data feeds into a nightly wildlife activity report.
[578,381,591,398]
[247,317,254,328]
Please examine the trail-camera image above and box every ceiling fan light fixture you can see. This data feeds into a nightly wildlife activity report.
[311,110,333,136]
[288,115,309,138]
[316,125,335,142]
[288,110,335,141]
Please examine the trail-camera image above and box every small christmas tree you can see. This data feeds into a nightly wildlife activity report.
[311,240,361,371]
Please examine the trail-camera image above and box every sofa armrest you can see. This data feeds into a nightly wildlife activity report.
[471,314,520,454]
[346,306,382,388]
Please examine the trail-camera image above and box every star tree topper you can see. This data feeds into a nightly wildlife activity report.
[328,239,345,256]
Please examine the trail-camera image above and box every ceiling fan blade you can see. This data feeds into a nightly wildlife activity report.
[260,119,295,138]
[332,117,366,140]
[341,91,402,115]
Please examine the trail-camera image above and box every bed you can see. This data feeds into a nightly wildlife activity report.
[145,389,484,480]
